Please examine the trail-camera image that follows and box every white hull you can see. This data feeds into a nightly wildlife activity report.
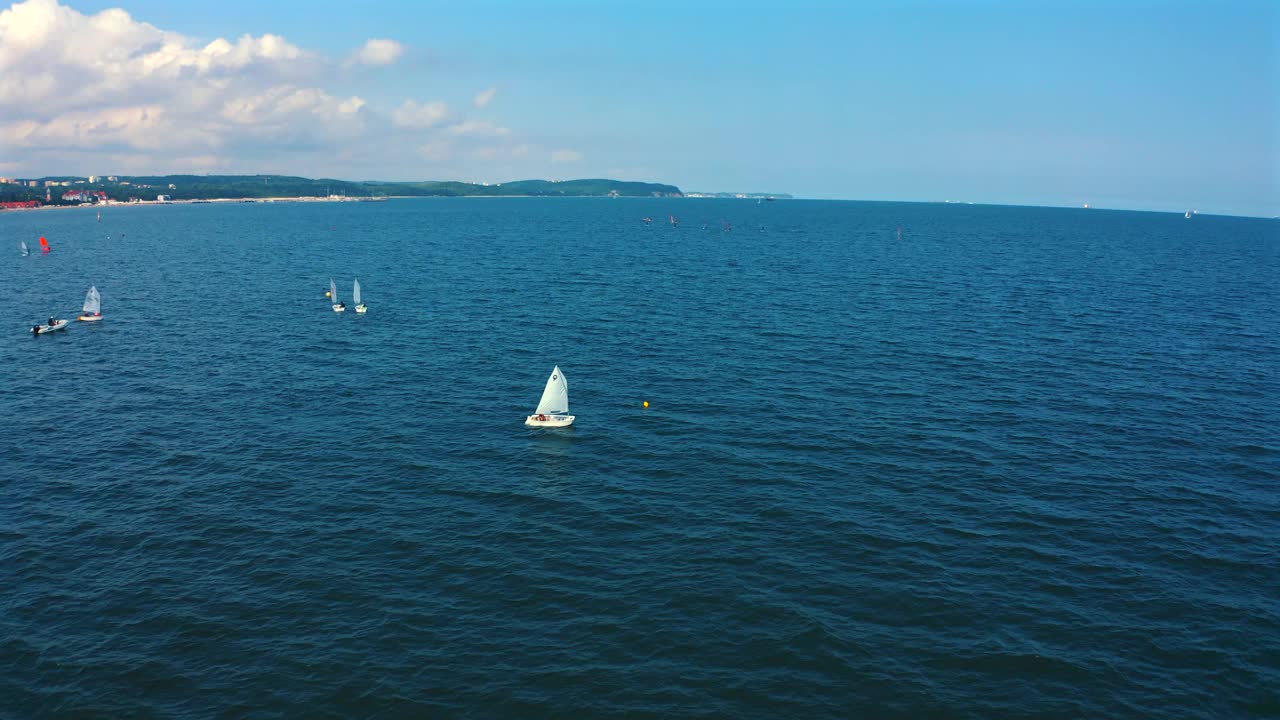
[33,320,69,334]
[333,304,346,312]
[526,414,575,427]
[78,314,103,322]
[355,304,367,313]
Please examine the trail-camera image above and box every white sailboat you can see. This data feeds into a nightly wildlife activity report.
[20,240,28,256]
[330,278,345,312]
[78,285,102,321]
[1185,210,1192,219]
[354,278,367,313]
[525,365,575,427]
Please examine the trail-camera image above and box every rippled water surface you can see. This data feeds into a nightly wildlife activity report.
[2,199,1277,718]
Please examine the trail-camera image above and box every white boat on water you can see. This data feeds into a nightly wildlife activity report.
[330,278,345,312]
[1185,210,1193,219]
[354,278,367,313]
[32,318,69,335]
[525,365,575,427]
[20,240,29,256]
[78,285,102,321]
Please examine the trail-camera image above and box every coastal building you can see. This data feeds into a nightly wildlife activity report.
[60,190,109,203]
[107,176,118,182]
[89,175,98,183]
[28,180,38,187]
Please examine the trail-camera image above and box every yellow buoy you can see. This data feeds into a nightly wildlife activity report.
[643,401,649,408]
[325,291,331,298]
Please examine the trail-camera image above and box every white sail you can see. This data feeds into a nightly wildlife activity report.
[353,278,362,305]
[20,240,28,256]
[330,278,339,303]
[534,366,570,414]
[82,286,101,314]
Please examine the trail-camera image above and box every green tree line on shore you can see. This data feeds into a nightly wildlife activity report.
[1,176,683,204]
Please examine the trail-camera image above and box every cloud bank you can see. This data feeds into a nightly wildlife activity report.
[0,0,582,180]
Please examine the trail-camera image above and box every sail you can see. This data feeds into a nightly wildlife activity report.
[20,240,28,255]
[534,366,570,414]
[82,286,101,314]
[330,278,339,303]
[353,278,362,304]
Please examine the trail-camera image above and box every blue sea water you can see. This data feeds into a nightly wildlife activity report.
[1,198,1276,718]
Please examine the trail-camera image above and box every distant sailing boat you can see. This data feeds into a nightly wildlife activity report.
[525,366,575,427]
[330,278,345,312]
[40,236,50,253]
[1185,210,1192,219]
[97,210,101,222]
[353,278,367,313]
[78,285,103,321]
[19,240,28,256]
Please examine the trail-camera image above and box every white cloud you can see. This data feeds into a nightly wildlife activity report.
[0,1,312,122]
[0,0,371,168]
[392,99,448,128]
[219,87,365,127]
[443,119,510,137]
[551,149,583,163]
[338,97,366,114]
[473,87,497,108]
[0,0,571,180]
[349,38,404,66]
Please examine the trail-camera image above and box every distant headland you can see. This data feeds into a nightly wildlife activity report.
[0,175,685,207]
[684,191,794,199]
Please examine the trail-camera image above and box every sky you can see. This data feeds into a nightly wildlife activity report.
[0,0,1276,216]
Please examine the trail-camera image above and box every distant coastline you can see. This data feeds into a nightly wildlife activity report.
[684,191,794,199]
[0,175,685,208]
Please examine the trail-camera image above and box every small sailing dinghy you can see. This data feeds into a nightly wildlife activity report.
[330,278,345,312]
[78,285,103,321]
[354,278,367,313]
[32,317,69,335]
[20,240,28,256]
[525,366,575,427]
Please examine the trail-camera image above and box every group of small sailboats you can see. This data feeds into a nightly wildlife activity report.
[327,278,367,313]
[17,236,51,256]
[321,277,570,426]
[32,286,102,334]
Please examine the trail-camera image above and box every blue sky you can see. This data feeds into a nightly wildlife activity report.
[4,0,1276,216]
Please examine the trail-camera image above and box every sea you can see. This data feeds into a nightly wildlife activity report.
[1,198,1276,718]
